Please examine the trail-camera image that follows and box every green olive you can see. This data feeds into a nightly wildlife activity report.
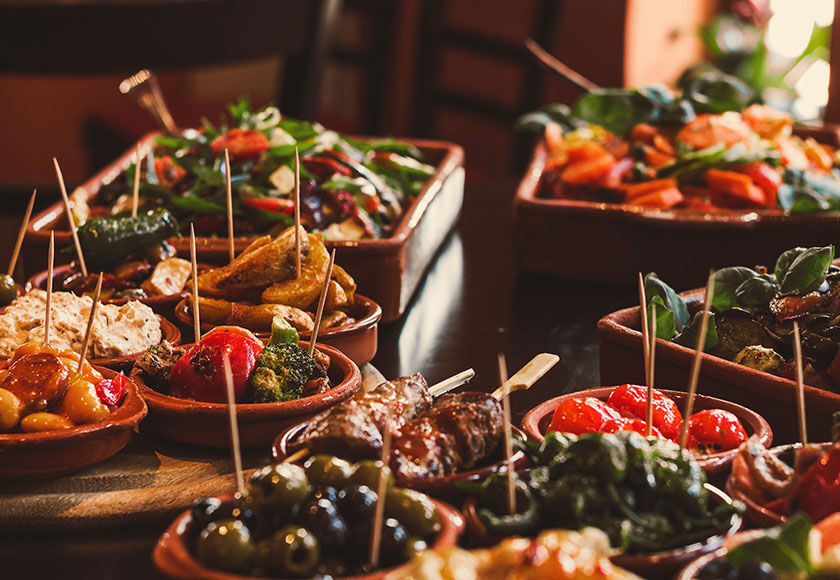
[247,463,310,512]
[195,518,255,572]
[404,536,429,560]
[255,526,320,577]
[347,460,393,492]
[0,275,17,306]
[304,454,354,488]
[385,488,440,537]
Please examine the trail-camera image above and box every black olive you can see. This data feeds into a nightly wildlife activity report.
[336,485,378,524]
[294,498,347,549]
[734,561,777,580]
[255,525,320,577]
[190,496,256,537]
[311,486,339,504]
[0,275,16,306]
[347,518,408,568]
[697,558,736,580]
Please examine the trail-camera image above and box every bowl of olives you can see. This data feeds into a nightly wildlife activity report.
[153,457,465,579]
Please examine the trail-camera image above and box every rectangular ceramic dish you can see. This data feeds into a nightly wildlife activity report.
[597,294,840,445]
[26,134,465,322]
[514,127,840,287]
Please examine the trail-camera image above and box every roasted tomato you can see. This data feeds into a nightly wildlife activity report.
[681,409,747,453]
[154,155,187,188]
[601,417,664,438]
[210,129,270,161]
[169,330,263,403]
[606,384,683,439]
[548,397,622,435]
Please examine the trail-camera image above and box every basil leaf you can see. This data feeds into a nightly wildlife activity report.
[728,514,813,573]
[712,267,758,311]
[648,295,676,341]
[682,71,754,114]
[779,246,834,295]
[514,111,556,132]
[777,513,814,572]
[571,89,657,135]
[734,275,779,307]
[674,311,718,350]
[775,247,807,282]
[644,272,690,331]
[166,194,224,214]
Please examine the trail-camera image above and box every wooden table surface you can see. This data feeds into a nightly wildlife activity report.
[1,177,633,579]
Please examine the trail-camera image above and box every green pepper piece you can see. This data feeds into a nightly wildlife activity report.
[566,433,627,481]
[476,479,540,537]
[270,316,299,345]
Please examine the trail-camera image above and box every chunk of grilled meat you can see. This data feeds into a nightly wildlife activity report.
[288,373,431,460]
[389,392,503,480]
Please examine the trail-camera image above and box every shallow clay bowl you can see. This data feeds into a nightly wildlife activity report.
[153,493,465,580]
[132,341,361,448]
[272,421,529,499]
[28,264,189,316]
[674,529,783,580]
[0,367,147,479]
[725,441,834,527]
[174,294,381,367]
[464,483,742,578]
[90,315,181,372]
[521,387,773,473]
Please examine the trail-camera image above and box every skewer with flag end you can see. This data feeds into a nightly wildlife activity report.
[679,271,716,450]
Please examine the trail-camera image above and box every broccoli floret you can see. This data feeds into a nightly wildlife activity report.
[247,342,315,403]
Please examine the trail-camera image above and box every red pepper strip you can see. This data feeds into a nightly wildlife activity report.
[599,157,634,189]
[95,372,127,409]
[154,155,187,188]
[606,384,683,439]
[681,409,748,453]
[241,196,295,216]
[301,156,353,181]
[548,397,623,435]
[790,447,840,522]
[735,163,782,207]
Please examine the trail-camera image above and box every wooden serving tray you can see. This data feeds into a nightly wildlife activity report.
[597,291,840,444]
[513,126,840,286]
[26,135,465,322]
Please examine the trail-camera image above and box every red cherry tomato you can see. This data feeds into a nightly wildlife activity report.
[154,155,187,188]
[602,417,664,438]
[606,384,683,439]
[94,372,127,409]
[548,397,622,435]
[170,331,263,403]
[210,129,270,161]
[682,409,747,453]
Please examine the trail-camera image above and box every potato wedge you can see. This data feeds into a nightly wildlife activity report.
[260,234,329,309]
[324,280,348,310]
[232,303,314,332]
[321,310,349,329]
[196,297,235,325]
[331,264,356,302]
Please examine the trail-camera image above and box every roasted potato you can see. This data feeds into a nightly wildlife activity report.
[260,233,329,308]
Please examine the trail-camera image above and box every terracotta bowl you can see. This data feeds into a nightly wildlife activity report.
[28,263,189,316]
[272,421,529,499]
[598,288,840,444]
[153,493,465,580]
[725,441,835,527]
[25,133,466,322]
[132,341,362,448]
[91,315,181,372]
[521,387,773,474]
[674,529,785,580]
[173,294,381,367]
[463,483,742,578]
[0,367,147,479]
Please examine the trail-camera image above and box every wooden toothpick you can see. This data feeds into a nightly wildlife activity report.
[679,271,716,449]
[224,148,235,264]
[498,353,516,516]
[190,225,201,343]
[8,189,36,277]
[308,249,336,356]
[369,417,393,568]
[44,231,54,347]
[131,146,141,218]
[53,157,88,277]
[223,353,246,495]
[294,147,302,279]
[77,272,103,372]
[639,273,650,387]
[646,306,657,436]
[792,321,808,445]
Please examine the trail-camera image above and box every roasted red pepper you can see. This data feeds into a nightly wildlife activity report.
[548,397,622,435]
[95,372,127,409]
[301,156,353,181]
[606,384,683,439]
[210,129,270,161]
[735,163,781,206]
[682,409,747,453]
[791,447,840,522]
[241,196,295,216]
[169,329,263,403]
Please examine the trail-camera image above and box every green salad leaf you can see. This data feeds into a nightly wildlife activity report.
[645,272,690,331]
[727,513,813,573]
[777,245,834,295]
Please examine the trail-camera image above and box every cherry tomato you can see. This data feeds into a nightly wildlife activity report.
[95,372,127,409]
[793,448,840,522]
[170,331,263,403]
[606,384,683,439]
[682,409,747,453]
[602,417,664,438]
[154,155,187,188]
[548,397,622,435]
[210,129,270,161]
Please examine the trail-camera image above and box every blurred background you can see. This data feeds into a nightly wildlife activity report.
[0,0,837,201]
